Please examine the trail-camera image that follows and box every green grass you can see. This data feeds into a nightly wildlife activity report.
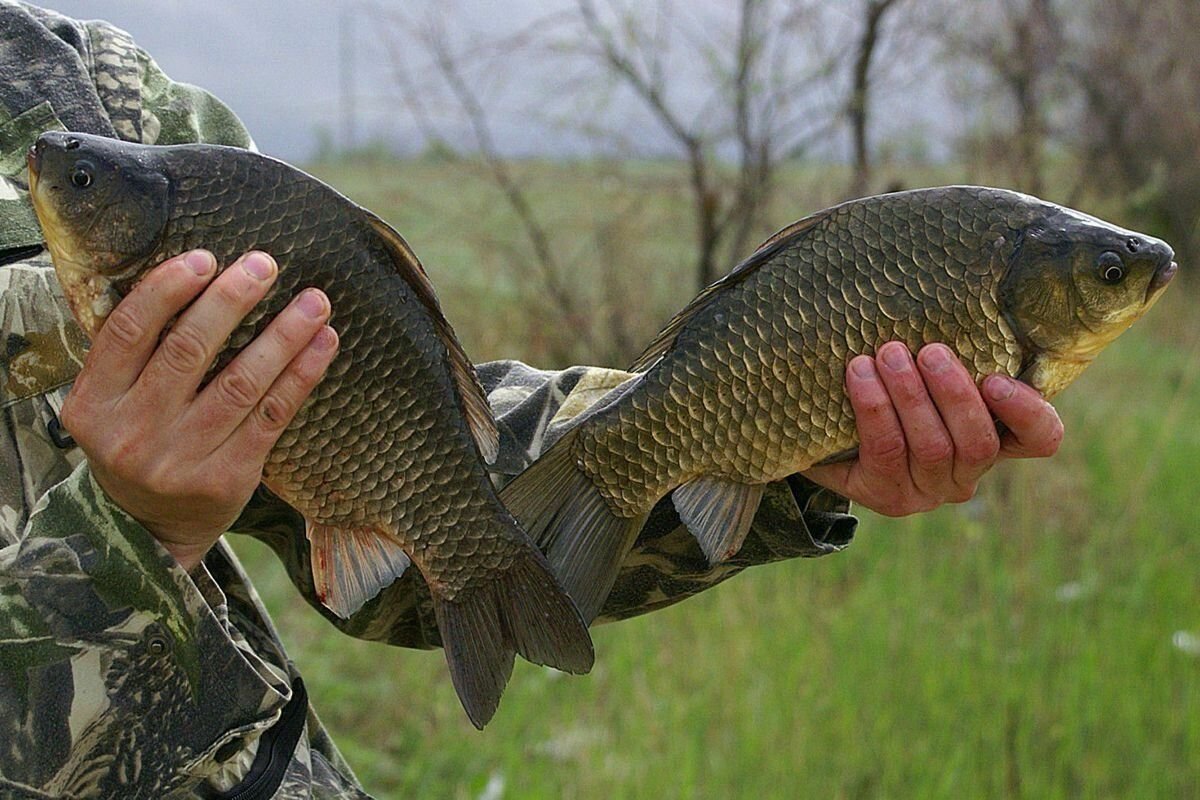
[229,158,1200,798]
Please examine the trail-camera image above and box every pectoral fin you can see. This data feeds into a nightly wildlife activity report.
[307,523,412,618]
[672,477,764,565]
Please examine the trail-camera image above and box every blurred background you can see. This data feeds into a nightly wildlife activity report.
[48,0,1200,796]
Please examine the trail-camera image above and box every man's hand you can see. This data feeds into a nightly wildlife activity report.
[802,341,1063,517]
[60,250,338,571]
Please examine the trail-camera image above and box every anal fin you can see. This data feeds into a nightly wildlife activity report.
[307,523,412,618]
[672,477,764,565]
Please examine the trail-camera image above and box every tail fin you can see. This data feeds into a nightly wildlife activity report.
[435,541,594,729]
[501,428,649,624]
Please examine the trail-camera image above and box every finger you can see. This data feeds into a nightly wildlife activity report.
[845,353,911,489]
[192,288,332,446]
[983,375,1065,459]
[74,250,216,403]
[138,251,278,405]
[224,325,339,463]
[916,344,1000,492]
[876,342,954,496]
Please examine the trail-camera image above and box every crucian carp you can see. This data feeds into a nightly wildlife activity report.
[501,186,1178,623]
[27,130,593,729]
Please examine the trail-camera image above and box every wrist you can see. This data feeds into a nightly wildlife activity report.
[157,538,213,572]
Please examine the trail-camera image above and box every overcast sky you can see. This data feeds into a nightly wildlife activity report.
[40,1,957,162]
[45,0,384,157]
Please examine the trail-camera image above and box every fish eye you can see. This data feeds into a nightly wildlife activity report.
[70,160,94,189]
[1097,251,1125,284]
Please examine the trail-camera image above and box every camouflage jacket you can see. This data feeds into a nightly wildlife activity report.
[0,3,856,798]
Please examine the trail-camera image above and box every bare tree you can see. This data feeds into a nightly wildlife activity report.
[847,0,905,198]
[373,6,607,364]
[369,0,853,367]
[566,0,843,290]
[937,0,1063,195]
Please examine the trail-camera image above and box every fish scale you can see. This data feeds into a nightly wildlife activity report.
[502,185,1177,626]
[28,130,593,729]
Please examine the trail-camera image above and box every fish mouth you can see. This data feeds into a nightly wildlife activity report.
[1147,259,1178,301]
[26,143,40,189]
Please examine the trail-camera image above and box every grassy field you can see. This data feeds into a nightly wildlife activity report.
[230,157,1199,798]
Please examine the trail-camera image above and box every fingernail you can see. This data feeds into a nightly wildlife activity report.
[879,343,910,372]
[185,250,214,275]
[297,288,328,319]
[919,344,951,373]
[850,356,876,380]
[313,325,338,352]
[985,375,1015,401]
[242,252,276,281]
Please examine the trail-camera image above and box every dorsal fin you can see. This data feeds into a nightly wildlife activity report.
[627,209,831,372]
[366,213,499,463]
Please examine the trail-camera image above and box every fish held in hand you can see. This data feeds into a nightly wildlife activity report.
[27,130,593,728]
[502,186,1177,622]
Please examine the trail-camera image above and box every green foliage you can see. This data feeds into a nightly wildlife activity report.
[230,158,1200,798]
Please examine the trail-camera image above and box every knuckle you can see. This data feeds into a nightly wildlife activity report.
[102,306,146,351]
[911,436,954,467]
[212,273,253,307]
[291,353,330,389]
[959,435,1001,466]
[887,378,926,409]
[939,374,979,405]
[159,325,210,374]
[215,367,263,410]
[254,391,294,434]
[866,432,908,465]
[268,320,306,353]
[855,391,892,420]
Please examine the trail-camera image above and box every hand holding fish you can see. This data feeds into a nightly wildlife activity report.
[59,249,338,571]
[801,342,1064,517]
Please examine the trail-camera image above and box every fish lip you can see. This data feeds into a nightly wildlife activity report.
[1147,259,1178,300]
[26,143,40,186]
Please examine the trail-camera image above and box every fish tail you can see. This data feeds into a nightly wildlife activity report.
[434,533,594,729]
[501,427,649,624]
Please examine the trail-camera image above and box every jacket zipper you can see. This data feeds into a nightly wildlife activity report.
[216,677,309,800]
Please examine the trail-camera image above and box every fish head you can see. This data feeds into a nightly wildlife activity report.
[27,131,170,338]
[1001,203,1177,379]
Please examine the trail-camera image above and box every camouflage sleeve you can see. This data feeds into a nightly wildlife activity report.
[0,460,318,797]
[240,361,857,648]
